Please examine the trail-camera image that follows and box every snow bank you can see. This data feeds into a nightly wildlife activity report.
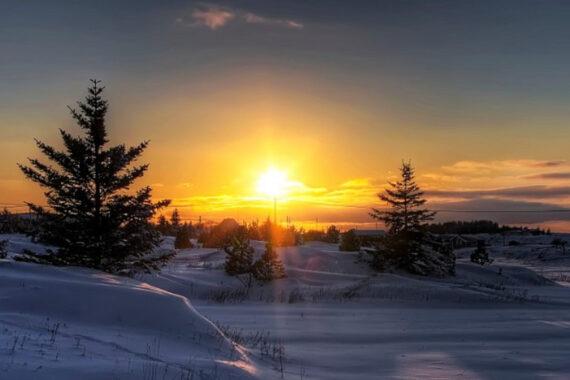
[0,259,262,379]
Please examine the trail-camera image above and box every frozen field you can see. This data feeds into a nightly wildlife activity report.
[1,234,570,379]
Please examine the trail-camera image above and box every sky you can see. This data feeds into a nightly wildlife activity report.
[2,0,570,230]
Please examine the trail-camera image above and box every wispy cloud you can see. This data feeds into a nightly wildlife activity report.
[426,185,570,201]
[188,7,234,30]
[440,159,566,176]
[177,4,304,31]
[431,198,570,225]
[525,172,570,180]
[242,12,303,29]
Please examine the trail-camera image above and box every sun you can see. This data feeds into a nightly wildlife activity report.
[256,167,289,198]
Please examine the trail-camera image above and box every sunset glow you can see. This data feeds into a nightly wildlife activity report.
[2,1,570,231]
[256,167,290,198]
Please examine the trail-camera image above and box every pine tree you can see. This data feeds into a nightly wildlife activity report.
[19,80,170,271]
[174,226,193,249]
[0,240,7,259]
[471,240,492,265]
[325,225,340,243]
[339,229,360,252]
[170,209,181,233]
[156,215,171,235]
[253,240,286,282]
[370,161,443,273]
[224,231,254,275]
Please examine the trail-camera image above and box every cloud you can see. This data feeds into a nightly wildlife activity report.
[440,159,566,176]
[189,7,234,30]
[533,160,566,168]
[243,12,303,29]
[525,172,570,180]
[178,4,303,31]
[426,185,570,200]
[430,198,570,225]
[340,178,375,189]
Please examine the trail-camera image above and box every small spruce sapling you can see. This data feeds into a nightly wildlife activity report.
[325,225,340,244]
[470,240,493,265]
[339,229,360,252]
[0,240,7,259]
[174,227,193,249]
[224,232,254,276]
[253,240,286,282]
[551,238,567,255]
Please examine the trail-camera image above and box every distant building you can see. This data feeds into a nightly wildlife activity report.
[429,233,479,249]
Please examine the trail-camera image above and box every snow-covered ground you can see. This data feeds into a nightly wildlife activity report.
[2,233,570,379]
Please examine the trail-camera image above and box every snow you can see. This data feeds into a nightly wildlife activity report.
[2,233,570,379]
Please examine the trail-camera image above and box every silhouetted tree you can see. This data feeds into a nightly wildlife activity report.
[18,80,169,271]
[0,208,25,234]
[253,240,286,281]
[170,209,181,232]
[552,238,567,255]
[224,230,254,276]
[174,226,193,249]
[339,229,360,252]
[325,225,340,243]
[370,162,454,276]
[156,215,170,235]
[471,240,492,265]
[370,162,435,268]
[0,240,7,259]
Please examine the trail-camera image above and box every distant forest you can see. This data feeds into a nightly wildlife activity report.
[425,220,550,235]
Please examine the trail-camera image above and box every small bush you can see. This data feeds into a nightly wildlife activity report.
[0,240,7,259]
[471,240,493,265]
[224,234,254,275]
[339,229,360,251]
[325,225,340,243]
[253,241,286,282]
[174,227,193,249]
[551,238,567,254]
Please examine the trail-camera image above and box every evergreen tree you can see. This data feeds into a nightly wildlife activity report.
[552,238,567,254]
[325,225,340,243]
[156,215,171,235]
[370,161,435,268]
[18,80,169,271]
[170,209,181,232]
[260,217,273,242]
[174,225,193,249]
[253,240,286,282]
[224,231,254,275]
[471,240,492,265]
[0,240,7,259]
[339,229,360,252]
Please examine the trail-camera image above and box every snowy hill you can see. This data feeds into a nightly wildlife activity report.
[2,233,570,379]
[0,257,261,379]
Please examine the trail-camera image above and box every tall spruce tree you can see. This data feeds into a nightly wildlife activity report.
[19,80,169,271]
[170,209,181,232]
[370,161,436,270]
